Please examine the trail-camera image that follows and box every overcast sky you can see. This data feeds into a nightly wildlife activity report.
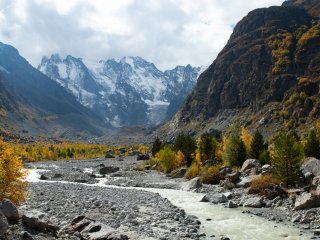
[0,0,283,70]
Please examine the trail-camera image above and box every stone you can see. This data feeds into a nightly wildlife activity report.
[0,210,8,238]
[241,159,261,172]
[223,180,236,190]
[291,213,301,223]
[219,166,232,175]
[171,168,187,178]
[243,197,263,208]
[303,172,314,183]
[227,200,238,208]
[185,177,202,190]
[317,185,320,195]
[261,164,273,174]
[237,175,259,188]
[105,153,116,158]
[0,199,20,221]
[99,166,120,175]
[137,154,150,161]
[200,193,228,204]
[226,171,241,183]
[22,210,50,230]
[294,192,320,210]
[312,176,320,186]
[39,174,49,180]
[223,192,233,199]
[301,157,320,177]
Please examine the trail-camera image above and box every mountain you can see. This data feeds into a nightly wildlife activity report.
[38,55,201,127]
[0,42,109,139]
[163,0,320,137]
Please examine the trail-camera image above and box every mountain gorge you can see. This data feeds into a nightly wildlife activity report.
[39,55,201,127]
[164,0,320,137]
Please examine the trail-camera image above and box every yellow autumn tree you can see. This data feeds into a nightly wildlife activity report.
[0,140,28,204]
[241,127,253,155]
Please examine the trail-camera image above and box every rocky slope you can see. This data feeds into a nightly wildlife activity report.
[163,0,320,137]
[0,42,110,139]
[39,55,201,127]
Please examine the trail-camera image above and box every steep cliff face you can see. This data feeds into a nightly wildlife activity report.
[167,0,320,136]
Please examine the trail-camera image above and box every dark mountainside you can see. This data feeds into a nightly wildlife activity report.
[162,0,320,137]
[0,43,110,139]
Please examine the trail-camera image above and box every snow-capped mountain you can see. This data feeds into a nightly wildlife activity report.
[38,55,202,127]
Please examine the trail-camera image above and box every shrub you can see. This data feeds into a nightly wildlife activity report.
[185,161,200,179]
[0,140,28,204]
[304,130,320,159]
[156,147,179,173]
[200,165,223,184]
[249,175,280,195]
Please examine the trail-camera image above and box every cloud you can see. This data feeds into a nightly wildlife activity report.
[0,0,283,70]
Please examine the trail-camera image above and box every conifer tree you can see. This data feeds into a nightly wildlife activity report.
[174,133,196,166]
[272,131,302,187]
[249,130,265,159]
[304,130,320,159]
[152,137,163,157]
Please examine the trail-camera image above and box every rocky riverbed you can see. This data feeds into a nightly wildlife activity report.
[3,156,320,239]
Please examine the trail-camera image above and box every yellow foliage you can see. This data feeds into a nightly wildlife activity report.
[215,141,224,160]
[298,24,320,47]
[138,145,149,154]
[249,174,280,196]
[195,137,203,164]
[155,147,179,173]
[241,127,253,154]
[176,150,185,166]
[185,161,200,179]
[0,140,28,205]
[200,164,223,184]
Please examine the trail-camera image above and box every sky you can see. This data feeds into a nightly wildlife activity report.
[0,0,283,70]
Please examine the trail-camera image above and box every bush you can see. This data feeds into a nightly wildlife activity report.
[200,165,223,184]
[185,161,200,179]
[156,147,179,173]
[0,140,28,204]
[249,175,280,195]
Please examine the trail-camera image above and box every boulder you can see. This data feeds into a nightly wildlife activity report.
[222,180,236,190]
[317,185,320,195]
[22,210,50,230]
[236,175,259,188]
[226,171,241,183]
[261,164,273,174]
[301,157,320,177]
[243,197,263,208]
[105,153,116,158]
[227,200,238,208]
[0,210,8,238]
[303,172,314,183]
[185,177,202,190]
[0,199,20,221]
[313,176,320,185]
[99,166,120,175]
[240,159,261,172]
[294,192,320,210]
[171,168,187,178]
[137,154,150,161]
[200,193,228,204]
[219,166,232,175]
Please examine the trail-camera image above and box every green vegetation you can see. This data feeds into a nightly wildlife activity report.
[173,133,196,166]
[223,126,246,167]
[155,147,182,173]
[249,130,270,164]
[151,137,163,157]
[304,130,320,159]
[272,131,302,187]
[200,164,223,184]
[249,175,280,196]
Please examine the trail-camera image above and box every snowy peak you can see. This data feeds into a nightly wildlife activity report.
[39,55,201,127]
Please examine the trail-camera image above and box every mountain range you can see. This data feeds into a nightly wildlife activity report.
[38,55,201,127]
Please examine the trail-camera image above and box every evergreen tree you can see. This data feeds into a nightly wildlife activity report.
[152,137,163,157]
[223,128,247,167]
[174,133,196,166]
[272,131,302,187]
[249,130,265,159]
[304,130,320,159]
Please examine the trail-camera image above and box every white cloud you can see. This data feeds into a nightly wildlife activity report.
[0,0,283,70]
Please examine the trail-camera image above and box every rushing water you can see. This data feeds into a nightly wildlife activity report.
[26,169,312,240]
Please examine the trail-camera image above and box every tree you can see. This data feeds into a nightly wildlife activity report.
[272,131,302,187]
[250,130,266,158]
[0,140,28,204]
[223,128,247,167]
[174,133,196,166]
[304,130,320,159]
[156,147,178,173]
[241,127,253,155]
[152,137,163,157]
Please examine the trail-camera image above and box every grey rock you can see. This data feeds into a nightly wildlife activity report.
[0,199,20,221]
[301,157,320,177]
[223,192,233,199]
[223,180,236,190]
[227,200,238,208]
[185,177,202,190]
[226,171,241,183]
[243,197,263,208]
[171,168,187,178]
[0,210,8,237]
[241,159,261,172]
[219,166,232,175]
[99,166,120,175]
[294,192,320,210]
[200,194,228,204]
[237,175,259,188]
[313,176,320,186]
[291,213,301,223]
[261,164,273,174]
[105,153,116,158]
[22,210,50,230]
[317,185,320,195]
[137,154,150,161]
